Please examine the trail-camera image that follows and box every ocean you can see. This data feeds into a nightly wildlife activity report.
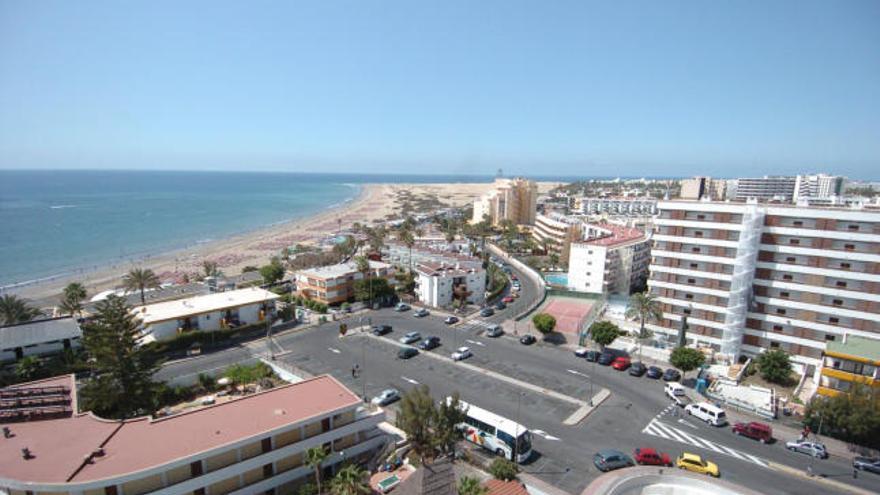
[0,170,500,289]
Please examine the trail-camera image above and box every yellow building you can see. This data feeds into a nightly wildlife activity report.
[817,335,880,397]
[472,178,537,227]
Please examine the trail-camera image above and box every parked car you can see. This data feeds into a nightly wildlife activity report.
[395,303,410,312]
[633,447,672,467]
[785,440,829,459]
[413,308,430,318]
[629,362,647,377]
[397,347,419,359]
[732,422,773,444]
[486,325,504,338]
[853,456,880,474]
[676,452,719,477]
[418,336,441,350]
[519,335,536,345]
[502,296,515,304]
[598,352,615,366]
[665,382,692,407]
[480,307,495,317]
[451,346,473,361]
[444,316,459,325]
[611,356,631,371]
[574,348,590,358]
[584,350,601,362]
[662,368,682,382]
[646,366,663,379]
[593,449,634,472]
[495,301,507,310]
[399,331,422,344]
[511,274,518,281]
[371,324,392,336]
[371,388,400,406]
[684,402,728,426]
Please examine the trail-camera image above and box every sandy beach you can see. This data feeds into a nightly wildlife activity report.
[14,182,556,307]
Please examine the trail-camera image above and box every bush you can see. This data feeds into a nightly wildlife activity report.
[669,347,705,378]
[589,321,621,349]
[532,313,556,335]
[489,458,519,481]
[756,349,793,385]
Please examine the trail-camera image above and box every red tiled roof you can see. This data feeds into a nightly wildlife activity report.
[484,479,530,495]
[0,375,360,484]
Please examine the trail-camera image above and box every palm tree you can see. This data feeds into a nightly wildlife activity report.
[329,464,369,495]
[123,268,160,305]
[305,446,329,495]
[354,255,372,307]
[399,229,416,271]
[457,476,487,495]
[60,282,87,318]
[625,292,662,360]
[15,355,41,380]
[202,260,220,278]
[0,294,40,326]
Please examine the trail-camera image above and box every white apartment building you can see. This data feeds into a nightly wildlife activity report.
[567,224,651,295]
[725,174,847,203]
[649,200,880,375]
[472,178,538,226]
[574,197,658,217]
[415,260,486,308]
[133,287,280,343]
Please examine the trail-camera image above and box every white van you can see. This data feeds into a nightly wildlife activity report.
[684,402,728,426]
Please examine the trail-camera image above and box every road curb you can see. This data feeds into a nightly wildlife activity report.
[563,388,611,425]
[768,461,873,495]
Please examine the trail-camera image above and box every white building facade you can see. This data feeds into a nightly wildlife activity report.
[415,262,486,308]
[567,224,651,295]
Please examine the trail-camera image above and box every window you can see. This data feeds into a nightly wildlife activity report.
[685,294,694,300]
[687,278,696,284]
[845,244,855,250]
[776,308,786,315]
[848,224,859,231]
[773,325,783,332]
[697,215,706,220]
[690,263,699,269]
[780,291,790,298]
[683,308,692,315]
[829,317,839,324]
[770,342,780,349]
[793,220,803,227]
[691,247,701,253]
[832,299,843,306]
[190,461,203,477]
[789,239,800,245]
[695,231,704,237]
[782,274,793,281]
[836,281,847,288]
[840,262,851,269]
[825,334,836,342]
[786,257,796,263]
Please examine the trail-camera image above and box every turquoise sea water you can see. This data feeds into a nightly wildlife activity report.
[0,170,499,288]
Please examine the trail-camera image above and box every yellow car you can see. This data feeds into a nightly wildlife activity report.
[676,452,720,477]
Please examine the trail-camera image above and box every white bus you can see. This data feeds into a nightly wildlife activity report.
[447,397,532,463]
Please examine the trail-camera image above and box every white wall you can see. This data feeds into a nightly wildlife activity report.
[567,244,607,294]
[143,302,268,342]
[0,338,81,363]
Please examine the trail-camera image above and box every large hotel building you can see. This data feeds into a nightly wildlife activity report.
[648,200,880,379]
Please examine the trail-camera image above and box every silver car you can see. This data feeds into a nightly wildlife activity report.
[785,440,829,459]
[371,389,400,406]
[399,331,421,344]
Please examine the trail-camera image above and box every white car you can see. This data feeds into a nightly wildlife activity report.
[371,388,400,406]
[785,440,829,459]
[451,346,473,361]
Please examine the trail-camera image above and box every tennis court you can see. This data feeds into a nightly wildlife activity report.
[536,296,595,335]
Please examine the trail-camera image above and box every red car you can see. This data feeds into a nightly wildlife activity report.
[633,447,672,466]
[502,296,515,303]
[611,356,631,370]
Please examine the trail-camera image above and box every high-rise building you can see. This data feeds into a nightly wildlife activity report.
[649,200,880,379]
[573,197,658,217]
[472,178,538,226]
[794,174,847,202]
[679,177,727,200]
[726,174,847,203]
[532,212,585,262]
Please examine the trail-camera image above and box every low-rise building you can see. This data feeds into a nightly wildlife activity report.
[0,374,387,495]
[567,224,651,295]
[133,287,279,343]
[415,260,486,308]
[818,335,880,398]
[294,260,393,305]
[0,317,82,363]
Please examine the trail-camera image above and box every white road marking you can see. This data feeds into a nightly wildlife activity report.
[641,419,769,468]
[465,339,486,347]
[566,369,590,378]
[531,430,561,441]
[328,347,341,354]
[677,418,699,429]
[401,376,419,385]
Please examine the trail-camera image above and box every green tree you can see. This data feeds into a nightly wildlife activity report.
[202,260,221,278]
[305,446,329,495]
[625,292,662,360]
[0,294,40,326]
[123,267,160,305]
[589,321,621,350]
[400,228,416,270]
[532,313,557,337]
[260,257,286,285]
[396,385,439,462]
[297,483,317,495]
[354,278,394,303]
[63,282,88,307]
[329,464,370,495]
[457,476,488,495]
[755,349,793,385]
[435,392,468,456]
[80,295,160,418]
[354,255,373,306]
[548,252,560,268]
[488,458,519,481]
[669,346,705,380]
[805,384,880,450]
[15,355,42,381]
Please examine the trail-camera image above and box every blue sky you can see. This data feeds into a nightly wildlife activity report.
[1,1,878,179]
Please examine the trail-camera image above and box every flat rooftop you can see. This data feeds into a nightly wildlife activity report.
[296,260,390,280]
[132,287,279,325]
[826,335,880,363]
[0,374,361,484]
[0,316,81,349]
[579,223,646,248]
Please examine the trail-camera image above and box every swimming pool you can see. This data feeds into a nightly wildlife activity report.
[544,273,569,287]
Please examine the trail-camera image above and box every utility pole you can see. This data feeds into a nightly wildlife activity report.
[362,316,370,402]
[513,392,523,462]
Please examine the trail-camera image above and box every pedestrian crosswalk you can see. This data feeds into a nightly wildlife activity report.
[641,418,770,468]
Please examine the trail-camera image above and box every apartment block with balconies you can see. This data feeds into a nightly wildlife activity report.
[648,200,880,377]
[817,335,880,397]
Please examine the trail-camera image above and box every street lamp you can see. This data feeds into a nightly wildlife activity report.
[362,317,371,402]
[513,392,524,463]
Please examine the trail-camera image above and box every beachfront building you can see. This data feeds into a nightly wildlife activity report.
[567,224,651,295]
[573,196,658,217]
[293,260,393,305]
[724,174,847,203]
[0,374,388,495]
[415,260,486,308]
[817,335,880,398]
[471,178,538,227]
[531,212,585,263]
[0,317,82,363]
[648,200,880,377]
[133,287,279,343]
